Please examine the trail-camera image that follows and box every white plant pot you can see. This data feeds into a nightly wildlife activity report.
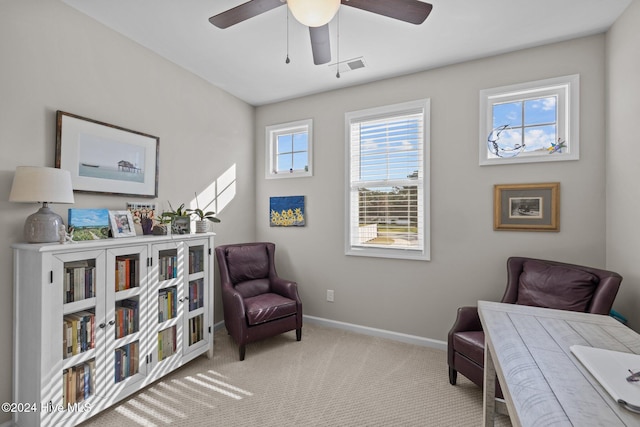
[195,220,208,233]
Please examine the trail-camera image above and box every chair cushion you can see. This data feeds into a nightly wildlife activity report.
[517,260,599,312]
[235,278,271,299]
[244,293,297,326]
[226,244,269,283]
[452,331,485,366]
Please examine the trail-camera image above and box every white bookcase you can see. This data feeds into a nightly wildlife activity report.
[12,233,214,427]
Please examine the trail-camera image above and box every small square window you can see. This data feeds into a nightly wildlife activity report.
[479,75,579,165]
[265,119,313,179]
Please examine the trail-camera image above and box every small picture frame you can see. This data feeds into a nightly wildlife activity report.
[494,183,560,231]
[126,202,156,235]
[109,210,137,238]
[172,216,191,234]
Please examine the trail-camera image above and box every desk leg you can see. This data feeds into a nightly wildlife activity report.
[483,344,496,426]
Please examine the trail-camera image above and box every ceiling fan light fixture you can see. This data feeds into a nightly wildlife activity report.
[288,0,340,27]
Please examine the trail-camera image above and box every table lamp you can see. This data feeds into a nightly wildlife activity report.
[9,166,75,243]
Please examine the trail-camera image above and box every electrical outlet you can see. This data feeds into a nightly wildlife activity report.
[326,289,334,302]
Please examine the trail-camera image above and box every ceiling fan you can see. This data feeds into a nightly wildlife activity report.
[209,0,433,65]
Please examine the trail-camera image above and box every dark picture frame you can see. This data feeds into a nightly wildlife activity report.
[55,111,159,198]
[494,182,560,231]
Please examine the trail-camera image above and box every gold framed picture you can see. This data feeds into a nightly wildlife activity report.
[494,182,560,231]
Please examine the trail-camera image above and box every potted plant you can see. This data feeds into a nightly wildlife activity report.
[158,202,191,234]
[187,194,220,233]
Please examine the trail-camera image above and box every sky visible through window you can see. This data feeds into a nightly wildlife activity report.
[492,96,557,154]
[277,131,308,172]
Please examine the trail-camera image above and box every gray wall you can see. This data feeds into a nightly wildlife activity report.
[0,1,255,421]
[255,34,609,341]
[2,0,639,423]
[606,1,640,329]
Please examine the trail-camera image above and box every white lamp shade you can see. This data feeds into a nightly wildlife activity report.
[288,0,340,27]
[9,166,75,204]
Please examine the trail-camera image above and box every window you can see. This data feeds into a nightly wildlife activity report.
[479,74,579,165]
[345,99,430,261]
[265,119,313,179]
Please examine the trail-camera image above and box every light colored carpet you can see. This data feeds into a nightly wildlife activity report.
[82,323,511,426]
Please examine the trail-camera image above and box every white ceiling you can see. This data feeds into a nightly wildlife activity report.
[61,0,631,106]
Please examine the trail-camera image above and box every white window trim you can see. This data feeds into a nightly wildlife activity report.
[265,119,313,179]
[344,99,431,261]
[479,74,579,166]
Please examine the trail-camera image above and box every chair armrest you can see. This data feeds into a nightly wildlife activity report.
[449,306,482,334]
[271,276,300,301]
[220,284,247,338]
[447,306,482,366]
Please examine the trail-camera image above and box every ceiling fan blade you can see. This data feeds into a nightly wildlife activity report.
[342,0,433,25]
[209,0,284,29]
[309,25,331,65]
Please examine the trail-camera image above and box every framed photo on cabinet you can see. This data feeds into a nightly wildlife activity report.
[109,210,137,238]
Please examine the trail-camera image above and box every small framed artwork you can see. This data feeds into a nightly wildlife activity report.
[68,208,110,240]
[270,195,305,227]
[172,216,191,234]
[56,111,159,198]
[494,183,560,231]
[109,210,137,238]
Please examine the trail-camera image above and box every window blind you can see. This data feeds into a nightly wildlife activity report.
[348,109,425,253]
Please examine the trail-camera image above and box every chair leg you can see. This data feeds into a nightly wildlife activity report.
[449,367,457,385]
[239,344,246,361]
[296,328,302,341]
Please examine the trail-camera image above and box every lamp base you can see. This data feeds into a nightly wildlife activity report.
[24,206,64,243]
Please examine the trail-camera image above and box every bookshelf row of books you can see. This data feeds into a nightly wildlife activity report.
[115,299,139,339]
[158,326,177,361]
[115,256,140,292]
[114,341,139,383]
[64,261,96,303]
[188,247,204,274]
[158,287,177,322]
[63,360,94,406]
[188,314,204,346]
[188,279,204,311]
[159,253,178,281]
[63,311,95,359]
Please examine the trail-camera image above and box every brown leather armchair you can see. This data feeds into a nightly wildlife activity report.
[215,242,302,361]
[448,257,622,393]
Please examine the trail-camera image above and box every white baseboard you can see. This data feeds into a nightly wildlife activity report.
[213,316,447,351]
[303,315,447,351]
[213,320,226,331]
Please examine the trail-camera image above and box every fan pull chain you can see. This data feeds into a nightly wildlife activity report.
[336,9,340,78]
[285,6,291,64]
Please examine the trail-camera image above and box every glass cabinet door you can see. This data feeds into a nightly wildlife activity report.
[48,249,106,424]
[183,239,210,358]
[105,245,149,396]
[149,241,184,374]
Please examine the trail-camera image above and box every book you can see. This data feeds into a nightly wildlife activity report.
[570,345,640,413]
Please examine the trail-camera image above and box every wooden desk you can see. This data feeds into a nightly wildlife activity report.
[478,301,640,426]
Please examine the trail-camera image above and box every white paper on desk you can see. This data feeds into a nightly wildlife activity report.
[571,345,640,413]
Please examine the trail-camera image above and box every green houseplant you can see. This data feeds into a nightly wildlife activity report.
[187,193,220,233]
